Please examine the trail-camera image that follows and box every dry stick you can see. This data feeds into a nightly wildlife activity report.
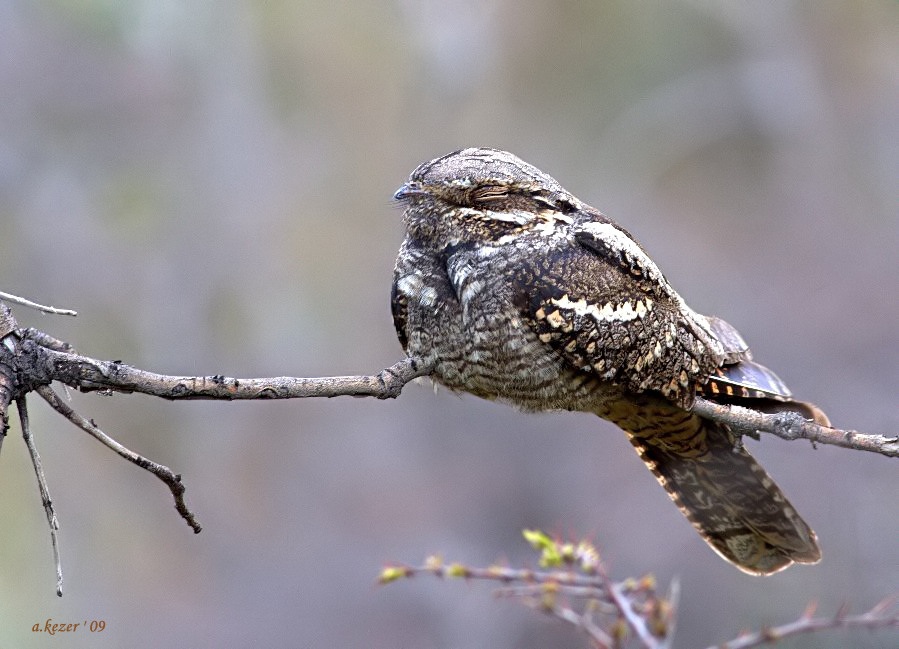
[0,291,77,316]
[16,397,64,596]
[663,578,680,648]
[35,384,202,534]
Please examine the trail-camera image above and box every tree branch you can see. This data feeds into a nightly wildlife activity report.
[692,398,898,458]
[40,346,433,401]
[1,296,892,461]
[0,295,893,599]
[0,299,436,592]
[7,322,891,459]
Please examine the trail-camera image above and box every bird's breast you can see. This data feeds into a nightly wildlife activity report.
[396,246,607,412]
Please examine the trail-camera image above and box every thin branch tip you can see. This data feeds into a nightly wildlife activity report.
[0,292,77,316]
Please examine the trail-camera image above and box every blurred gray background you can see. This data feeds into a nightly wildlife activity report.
[1,1,896,647]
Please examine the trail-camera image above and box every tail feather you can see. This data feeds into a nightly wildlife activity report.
[609,399,821,575]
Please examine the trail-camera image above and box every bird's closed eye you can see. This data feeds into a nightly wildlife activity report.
[470,185,510,203]
[470,185,509,203]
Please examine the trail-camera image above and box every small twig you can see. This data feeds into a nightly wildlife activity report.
[603,572,670,649]
[381,561,604,590]
[0,291,77,316]
[382,560,630,647]
[20,328,76,353]
[708,596,899,649]
[35,384,201,533]
[381,535,679,649]
[16,397,64,596]
[494,583,615,603]
[693,397,898,458]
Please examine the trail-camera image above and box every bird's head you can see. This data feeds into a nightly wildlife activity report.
[394,148,582,249]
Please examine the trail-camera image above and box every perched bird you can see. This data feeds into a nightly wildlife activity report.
[391,148,829,575]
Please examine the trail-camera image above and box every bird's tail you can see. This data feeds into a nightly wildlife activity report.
[608,398,821,575]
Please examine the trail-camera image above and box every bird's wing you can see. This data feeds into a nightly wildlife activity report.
[514,220,721,407]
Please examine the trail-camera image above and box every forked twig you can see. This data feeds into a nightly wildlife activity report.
[35,384,201,534]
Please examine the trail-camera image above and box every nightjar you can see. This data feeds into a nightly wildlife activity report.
[391,147,829,575]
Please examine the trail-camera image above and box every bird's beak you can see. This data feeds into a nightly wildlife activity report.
[393,182,426,201]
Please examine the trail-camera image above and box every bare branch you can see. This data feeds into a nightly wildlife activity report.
[40,346,433,401]
[693,397,898,458]
[606,578,671,649]
[35,384,201,534]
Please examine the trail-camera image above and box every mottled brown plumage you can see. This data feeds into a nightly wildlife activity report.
[391,148,828,575]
